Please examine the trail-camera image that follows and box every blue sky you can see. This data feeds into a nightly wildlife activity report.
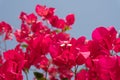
[0,0,120,80]
[0,0,120,39]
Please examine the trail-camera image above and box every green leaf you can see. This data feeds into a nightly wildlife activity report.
[62,78,68,80]
[34,72,46,80]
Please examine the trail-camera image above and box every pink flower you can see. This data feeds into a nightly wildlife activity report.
[86,55,120,80]
[76,69,88,80]
[14,23,30,42]
[0,21,13,40]
[91,26,118,55]
[58,66,73,80]
[19,12,37,24]
[35,4,55,19]
[31,21,50,34]
[0,49,26,80]
[48,15,59,27]
[49,16,67,29]
[0,60,23,80]
[23,34,52,69]
[66,14,75,26]
[48,66,58,80]
[113,38,120,52]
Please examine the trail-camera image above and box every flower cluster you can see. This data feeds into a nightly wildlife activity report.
[0,4,120,80]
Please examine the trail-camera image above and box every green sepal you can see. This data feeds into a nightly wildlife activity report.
[21,44,28,48]
[62,26,71,32]
[55,29,61,33]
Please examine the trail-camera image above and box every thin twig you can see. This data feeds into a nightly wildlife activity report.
[4,40,7,51]
[25,71,29,80]
[74,65,78,79]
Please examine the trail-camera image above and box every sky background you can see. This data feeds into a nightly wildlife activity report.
[0,0,120,80]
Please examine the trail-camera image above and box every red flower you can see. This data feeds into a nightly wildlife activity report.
[24,34,52,69]
[56,19,66,29]
[48,66,58,80]
[85,55,120,80]
[76,52,90,65]
[58,66,73,80]
[92,26,117,54]
[36,5,49,17]
[3,50,25,69]
[25,13,37,24]
[35,4,55,19]
[76,69,88,80]
[48,15,59,27]
[0,21,13,40]
[31,21,50,34]
[94,56,120,80]
[49,16,67,29]
[19,12,37,24]
[113,38,120,52]
[34,55,49,71]
[14,23,31,42]
[0,49,25,80]
[0,60,23,80]
[66,14,75,26]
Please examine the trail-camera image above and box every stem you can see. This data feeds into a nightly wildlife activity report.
[45,70,48,80]
[4,40,7,51]
[25,71,28,80]
[45,65,50,80]
[45,62,50,80]
[74,65,78,79]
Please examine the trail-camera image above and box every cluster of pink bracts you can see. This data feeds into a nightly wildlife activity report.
[0,4,120,80]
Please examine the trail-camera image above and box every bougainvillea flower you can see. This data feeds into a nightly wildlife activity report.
[24,34,52,69]
[98,56,120,80]
[0,21,13,40]
[86,55,120,80]
[35,5,49,17]
[58,66,73,80]
[76,53,86,65]
[0,49,26,80]
[14,23,31,42]
[31,34,51,55]
[76,51,90,65]
[107,26,117,40]
[66,14,75,26]
[3,49,25,69]
[50,48,76,68]
[48,15,59,27]
[75,69,88,80]
[35,55,49,71]
[2,3,120,80]
[35,4,55,19]
[92,27,109,41]
[19,12,27,23]
[113,38,120,52]
[56,19,66,29]
[25,13,37,24]
[19,12,37,24]
[92,26,118,54]
[53,32,70,41]
[31,21,50,34]
[0,55,3,65]
[0,60,23,80]
[48,66,58,80]
[88,40,109,58]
